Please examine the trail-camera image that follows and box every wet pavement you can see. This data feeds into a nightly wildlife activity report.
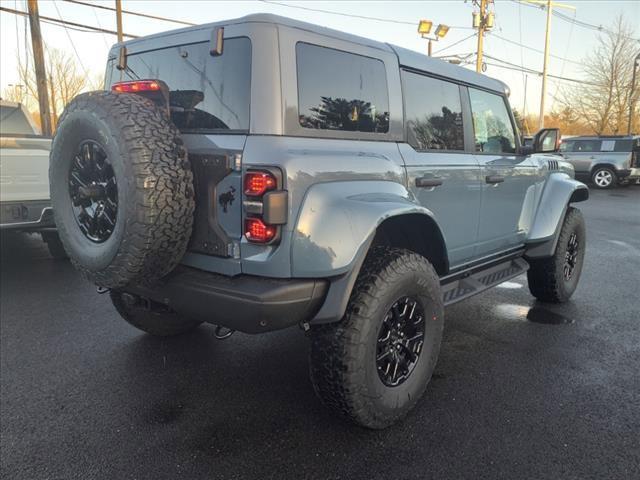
[1,186,639,479]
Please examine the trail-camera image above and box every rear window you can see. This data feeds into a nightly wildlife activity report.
[296,43,389,133]
[109,37,251,133]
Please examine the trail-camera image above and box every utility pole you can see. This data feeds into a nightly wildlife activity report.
[524,0,575,130]
[115,0,123,43]
[627,52,640,135]
[538,0,553,130]
[475,0,488,73]
[27,0,52,136]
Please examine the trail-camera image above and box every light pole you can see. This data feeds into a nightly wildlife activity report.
[627,52,640,135]
[418,20,449,56]
[7,84,25,103]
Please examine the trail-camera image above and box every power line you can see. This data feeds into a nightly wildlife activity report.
[433,32,477,55]
[512,0,640,42]
[0,5,138,38]
[483,54,599,85]
[52,0,89,76]
[62,0,195,26]
[490,33,581,65]
[89,2,111,49]
[259,0,474,29]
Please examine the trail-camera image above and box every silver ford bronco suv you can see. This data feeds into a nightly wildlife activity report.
[50,14,588,428]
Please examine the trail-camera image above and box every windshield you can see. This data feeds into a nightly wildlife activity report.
[107,37,251,133]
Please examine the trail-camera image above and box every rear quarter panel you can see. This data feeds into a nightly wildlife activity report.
[240,136,408,277]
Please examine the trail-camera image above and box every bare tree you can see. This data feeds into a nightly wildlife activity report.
[15,47,89,129]
[558,15,640,135]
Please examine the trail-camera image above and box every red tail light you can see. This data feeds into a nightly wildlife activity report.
[245,218,277,243]
[244,171,276,197]
[112,80,161,93]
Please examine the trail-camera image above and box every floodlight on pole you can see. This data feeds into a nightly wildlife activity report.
[418,20,449,57]
[418,20,433,35]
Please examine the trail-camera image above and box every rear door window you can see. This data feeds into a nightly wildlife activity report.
[296,43,389,133]
[468,88,516,154]
[401,71,465,151]
[110,37,251,132]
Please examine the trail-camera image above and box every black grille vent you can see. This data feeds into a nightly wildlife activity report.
[547,159,559,171]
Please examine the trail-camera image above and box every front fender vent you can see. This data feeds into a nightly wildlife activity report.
[547,159,559,171]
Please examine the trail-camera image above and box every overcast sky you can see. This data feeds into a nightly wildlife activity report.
[1,0,639,117]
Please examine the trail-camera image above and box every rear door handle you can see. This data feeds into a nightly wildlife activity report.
[485,175,505,184]
[416,176,443,188]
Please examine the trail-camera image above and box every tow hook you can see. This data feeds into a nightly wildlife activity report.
[214,326,235,340]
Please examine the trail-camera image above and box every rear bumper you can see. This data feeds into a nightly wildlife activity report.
[127,267,329,334]
[627,167,640,179]
[0,201,54,230]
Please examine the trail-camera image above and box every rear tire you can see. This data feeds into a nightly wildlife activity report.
[110,291,202,337]
[591,167,616,189]
[309,247,444,429]
[41,231,68,260]
[527,207,586,303]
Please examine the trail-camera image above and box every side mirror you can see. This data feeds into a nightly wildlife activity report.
[533,128,561,153]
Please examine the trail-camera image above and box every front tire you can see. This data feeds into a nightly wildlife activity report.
[309,247,444,429]
[527,207,586,303]
[591,167,617,189]
[110,291,202,337]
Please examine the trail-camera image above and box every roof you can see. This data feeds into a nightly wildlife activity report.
[115,13,507,94]
[565,135,639,140]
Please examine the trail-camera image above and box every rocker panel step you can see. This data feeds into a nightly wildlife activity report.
[441,258,529,306]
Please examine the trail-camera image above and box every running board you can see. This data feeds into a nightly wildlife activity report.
[441,258,529,306]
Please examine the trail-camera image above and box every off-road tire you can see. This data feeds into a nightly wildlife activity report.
[50,91,194,289]
[591,166,617,189]
[110,291,202,336]
[527,207,586,303]
[309,247,444,429]
[41,231,68,260]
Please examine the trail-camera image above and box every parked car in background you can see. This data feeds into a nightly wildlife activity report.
[0,100,66,258]
[559,135,640,189]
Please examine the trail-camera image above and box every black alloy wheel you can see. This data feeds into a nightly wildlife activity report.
[376,296,425,387]
[68,140,118,243]
[563,232,579,281]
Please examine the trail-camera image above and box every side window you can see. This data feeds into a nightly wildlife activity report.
[296,43,389,133]
[468,88,516,154]
[402,71,464,151]
[574,140,601,152]
[600,140,615,151]
[560,140,575,152]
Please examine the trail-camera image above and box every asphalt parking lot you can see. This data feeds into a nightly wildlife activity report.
[1,186,639,480]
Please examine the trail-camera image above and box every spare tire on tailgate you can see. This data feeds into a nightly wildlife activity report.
[49,91,195,288]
